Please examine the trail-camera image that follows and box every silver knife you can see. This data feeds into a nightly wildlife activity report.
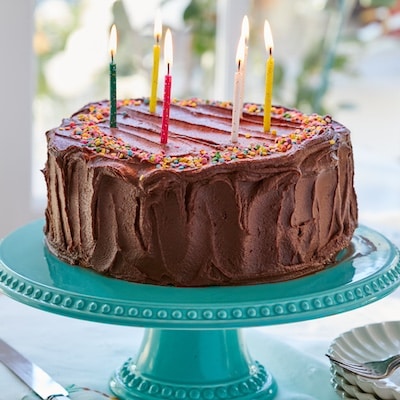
[0,338,70,399]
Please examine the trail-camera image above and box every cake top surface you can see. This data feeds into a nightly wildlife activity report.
[49,98,348,176]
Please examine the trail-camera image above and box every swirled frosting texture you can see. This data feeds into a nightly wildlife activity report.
[44,99,358,286]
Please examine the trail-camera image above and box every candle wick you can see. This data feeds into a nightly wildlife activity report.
[269,47,272,57]
[238,59,241,71]
[167,63,170,76]
[111,52,114,64]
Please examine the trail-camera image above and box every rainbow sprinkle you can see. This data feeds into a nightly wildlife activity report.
[60,98,335,172]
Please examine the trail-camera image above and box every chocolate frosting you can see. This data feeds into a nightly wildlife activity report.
[44,99,358,286]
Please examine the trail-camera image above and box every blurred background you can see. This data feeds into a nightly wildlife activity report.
[0,0,399,246]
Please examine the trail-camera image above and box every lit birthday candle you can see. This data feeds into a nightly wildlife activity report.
[263,20,274,132]
[239,15,249,116]
[160,29,173,145]
[149,10,162,113]
[109,24,117,128]
[231,36,245,143]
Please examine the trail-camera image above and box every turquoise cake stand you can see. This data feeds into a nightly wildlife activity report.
[1,220,400,399]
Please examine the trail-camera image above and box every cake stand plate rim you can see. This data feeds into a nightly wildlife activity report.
[0,220,399,328]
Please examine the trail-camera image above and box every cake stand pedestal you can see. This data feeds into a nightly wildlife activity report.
[1,221,399,399]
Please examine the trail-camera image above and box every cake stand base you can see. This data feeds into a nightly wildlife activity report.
[109,329,277,400]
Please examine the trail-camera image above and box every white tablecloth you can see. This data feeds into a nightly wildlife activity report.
[1,283,400,400]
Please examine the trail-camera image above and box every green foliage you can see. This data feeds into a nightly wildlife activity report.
[35,1,80,98]
[360,0,396,7]
[182,0,217,55]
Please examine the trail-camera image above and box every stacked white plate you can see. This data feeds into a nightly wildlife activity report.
[328,321,400,400]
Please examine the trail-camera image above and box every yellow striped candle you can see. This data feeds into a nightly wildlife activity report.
[149,10,162,113]
[263,20,274,132]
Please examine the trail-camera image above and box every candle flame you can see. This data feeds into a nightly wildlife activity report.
[154,10,162,43]
[164,29,173,72]
[264,20,274,54]
[241,15,249,45]
[109,24,117,60]
[235,35,245,70]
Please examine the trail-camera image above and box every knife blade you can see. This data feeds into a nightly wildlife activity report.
[0,338,70,399]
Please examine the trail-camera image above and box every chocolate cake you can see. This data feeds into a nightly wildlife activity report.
[43,98,357,286]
